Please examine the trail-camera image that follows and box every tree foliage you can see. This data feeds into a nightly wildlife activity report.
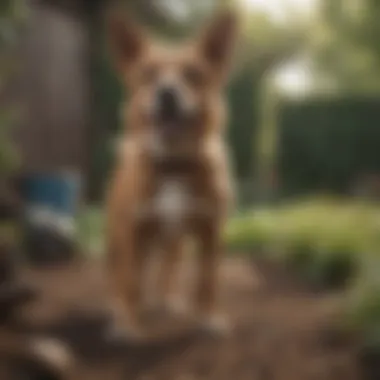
[0,0,27,176]
[308,0,380,94]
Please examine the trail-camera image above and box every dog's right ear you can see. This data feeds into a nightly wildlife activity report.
[198,10,239,79]
[106,9,147,74]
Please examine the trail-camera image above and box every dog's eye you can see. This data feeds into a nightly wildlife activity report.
[140,65,158,83]
[183,65,204,86]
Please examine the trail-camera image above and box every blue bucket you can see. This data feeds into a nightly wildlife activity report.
[23,171,81,217]
[22,171,81,265]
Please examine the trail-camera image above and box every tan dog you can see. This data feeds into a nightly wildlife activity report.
[105,8,238,340]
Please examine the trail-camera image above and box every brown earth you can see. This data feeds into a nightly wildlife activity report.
[12,255,363,380]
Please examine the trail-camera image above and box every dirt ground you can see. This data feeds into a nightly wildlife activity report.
[16,255,363,380]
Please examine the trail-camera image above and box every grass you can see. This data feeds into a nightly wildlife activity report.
[227,197,380,254]
[76,207,105,258]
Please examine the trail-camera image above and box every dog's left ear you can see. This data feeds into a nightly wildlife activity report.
[199,10,239,77]
[106,9,147,75]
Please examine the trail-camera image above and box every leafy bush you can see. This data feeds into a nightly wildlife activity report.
[226,198,378,289]
[307,248,357,290]
[226,198,379,254]
[0,0,27,177]
[346,254,380,347]
[226,209,278,252]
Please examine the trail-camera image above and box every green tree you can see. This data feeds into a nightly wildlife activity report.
[0,0,27,176]
[310,0,380,93]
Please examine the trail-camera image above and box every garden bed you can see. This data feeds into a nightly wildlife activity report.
[4,255,368,380]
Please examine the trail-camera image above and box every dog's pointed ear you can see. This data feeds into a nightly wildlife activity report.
[106,9,147,73]
[198,10,239,75]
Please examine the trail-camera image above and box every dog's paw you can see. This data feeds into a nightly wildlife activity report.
[196,313,232,338]
[104,321,144,345]
[145,295,188,320]
[105,300,144,343]
[164,295,188,316]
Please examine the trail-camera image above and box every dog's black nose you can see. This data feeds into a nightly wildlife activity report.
[157,86,180,120]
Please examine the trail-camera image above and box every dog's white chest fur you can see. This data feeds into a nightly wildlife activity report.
[136,178,191,231]
[153,179,189,228]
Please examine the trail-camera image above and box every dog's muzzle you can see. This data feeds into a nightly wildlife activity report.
[154,86,191,133]
[157,87,180,121]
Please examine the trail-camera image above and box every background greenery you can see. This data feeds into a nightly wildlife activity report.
[277,98,380,196]
[0,0,27,176]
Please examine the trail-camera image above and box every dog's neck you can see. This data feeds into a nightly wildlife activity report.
[144,129,201,159]
[142,129,204,176]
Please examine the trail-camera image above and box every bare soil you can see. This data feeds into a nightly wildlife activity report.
[14,255,363,380]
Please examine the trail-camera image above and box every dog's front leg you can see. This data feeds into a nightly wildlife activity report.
[106,217,145,340]
[194,138,234,336]
[195,217,230,336]
[105,140,147,340]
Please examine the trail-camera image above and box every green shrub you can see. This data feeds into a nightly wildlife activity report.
[307,248,357,290]
[226,198,377,290]
[347,287,380,349]
[0,0,28,176]
[284,242,315,275]
[225,209,278,252]
[346,253,380,343]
